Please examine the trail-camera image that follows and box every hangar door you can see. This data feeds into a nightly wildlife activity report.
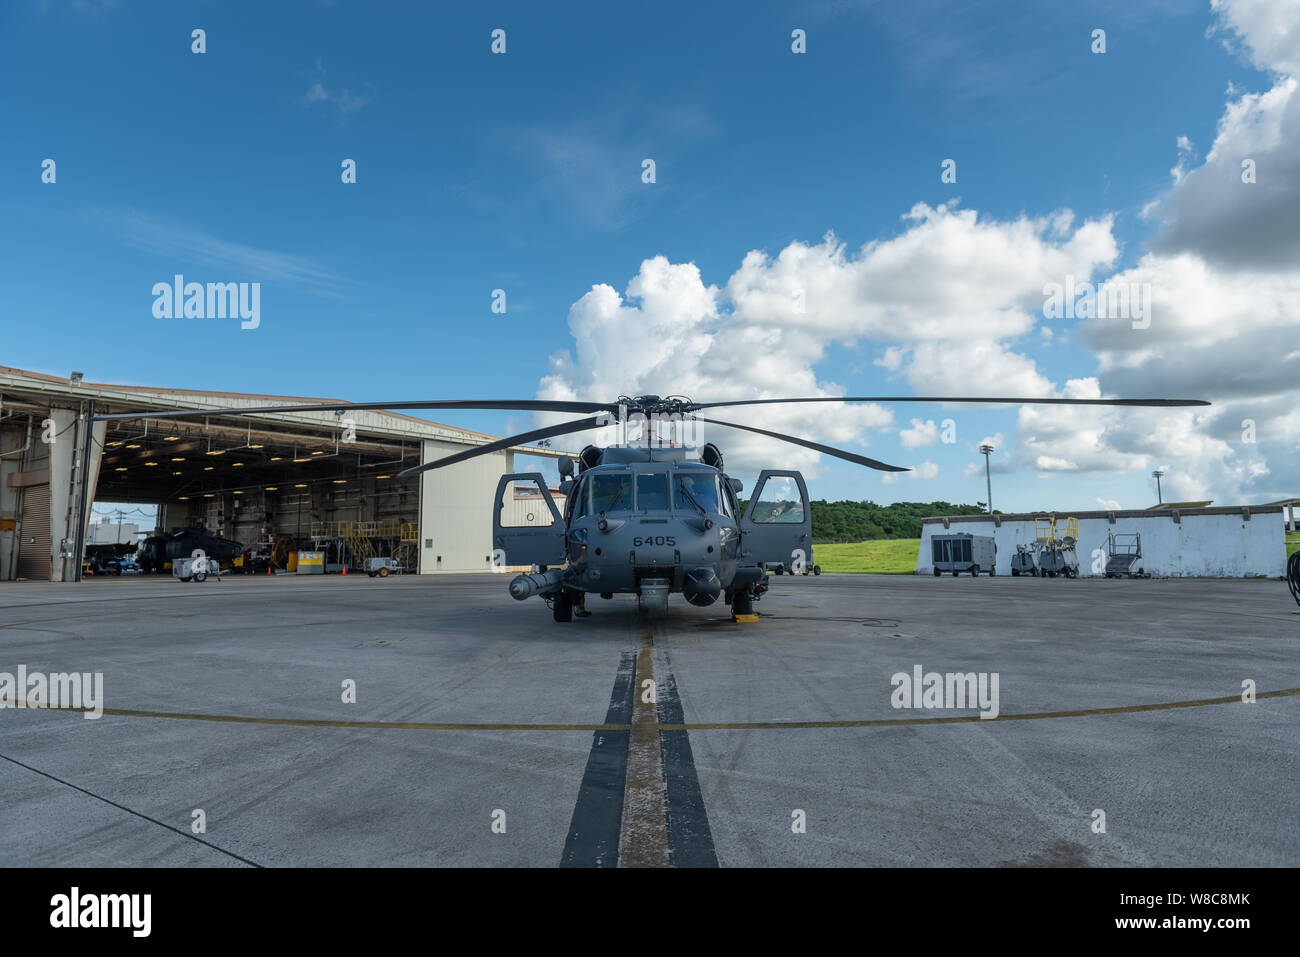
[16,484,51,581]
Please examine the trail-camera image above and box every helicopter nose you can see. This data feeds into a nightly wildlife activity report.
[682,566,721,606]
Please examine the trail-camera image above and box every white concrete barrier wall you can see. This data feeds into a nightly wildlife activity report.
[916,509,1285,578]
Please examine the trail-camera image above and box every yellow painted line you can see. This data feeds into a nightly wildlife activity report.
[0,611,138,630]
[9,686,1298,732]
[662,686,1300,730]
[9,703,622,732]
[1185,607,1297,624]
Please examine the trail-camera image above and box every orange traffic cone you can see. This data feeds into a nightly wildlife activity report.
[342,564,347,576]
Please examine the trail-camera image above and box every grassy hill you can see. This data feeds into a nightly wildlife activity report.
[795,500,980,574]
[813,539,920,574]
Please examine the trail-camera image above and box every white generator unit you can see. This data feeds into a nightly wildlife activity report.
[172,557,221,582]
[364,557,402,578]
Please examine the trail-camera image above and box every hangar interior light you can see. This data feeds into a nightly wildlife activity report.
[93,411,430,521]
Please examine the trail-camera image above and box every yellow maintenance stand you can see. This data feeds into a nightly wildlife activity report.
[1034,516,1080,577]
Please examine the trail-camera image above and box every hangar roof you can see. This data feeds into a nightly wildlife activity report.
[0,364,567,457]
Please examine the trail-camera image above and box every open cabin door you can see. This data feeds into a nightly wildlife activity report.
[492,473,567,567]
[739,470,812,570]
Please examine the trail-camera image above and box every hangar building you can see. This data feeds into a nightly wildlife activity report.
[0,365,565,581]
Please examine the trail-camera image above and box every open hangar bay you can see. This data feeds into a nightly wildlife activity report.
[0,365,566,581]
[1,571,1296,867]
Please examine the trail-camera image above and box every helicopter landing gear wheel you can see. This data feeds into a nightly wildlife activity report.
[731,587,754,616]
[934,568,941,577]
[812,565,821,575]
[553,590,573,622]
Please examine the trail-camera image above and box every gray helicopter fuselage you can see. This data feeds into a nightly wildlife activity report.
[495,445,812,612]
[566,458,742,595]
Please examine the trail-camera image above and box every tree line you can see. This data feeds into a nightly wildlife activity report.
[809,500,988,542]
[736,498,990,542]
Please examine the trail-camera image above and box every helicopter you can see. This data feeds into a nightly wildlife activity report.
[97,392,1208,621]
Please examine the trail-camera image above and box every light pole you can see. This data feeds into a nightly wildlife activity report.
[979,444,995,514]
[1153,469,1165,506]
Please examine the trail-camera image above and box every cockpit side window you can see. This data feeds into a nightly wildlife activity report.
[570,476,588,519]
[717,476,733,517]
[720,477,738,517]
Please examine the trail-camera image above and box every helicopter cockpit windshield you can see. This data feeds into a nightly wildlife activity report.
[635,473,670,512]
[586,472,632,515]
[674,472,725,515]
[574,468,731,518]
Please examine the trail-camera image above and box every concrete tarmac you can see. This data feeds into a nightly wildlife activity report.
[1,572,1296,867]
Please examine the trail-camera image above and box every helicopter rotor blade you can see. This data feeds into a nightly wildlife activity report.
[93,394,1211,424]
[396,415,608,478]
[93,398,614,423]
[690,396,1210,410]
[693,416,910,472]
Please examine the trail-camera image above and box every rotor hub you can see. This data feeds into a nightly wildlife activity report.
[618,395,695,417]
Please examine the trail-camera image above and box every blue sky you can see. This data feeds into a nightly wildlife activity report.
[4,0,1296,511]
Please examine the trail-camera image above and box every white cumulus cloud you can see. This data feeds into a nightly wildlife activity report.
[899,418,940,448]
[536,4,1300,503]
